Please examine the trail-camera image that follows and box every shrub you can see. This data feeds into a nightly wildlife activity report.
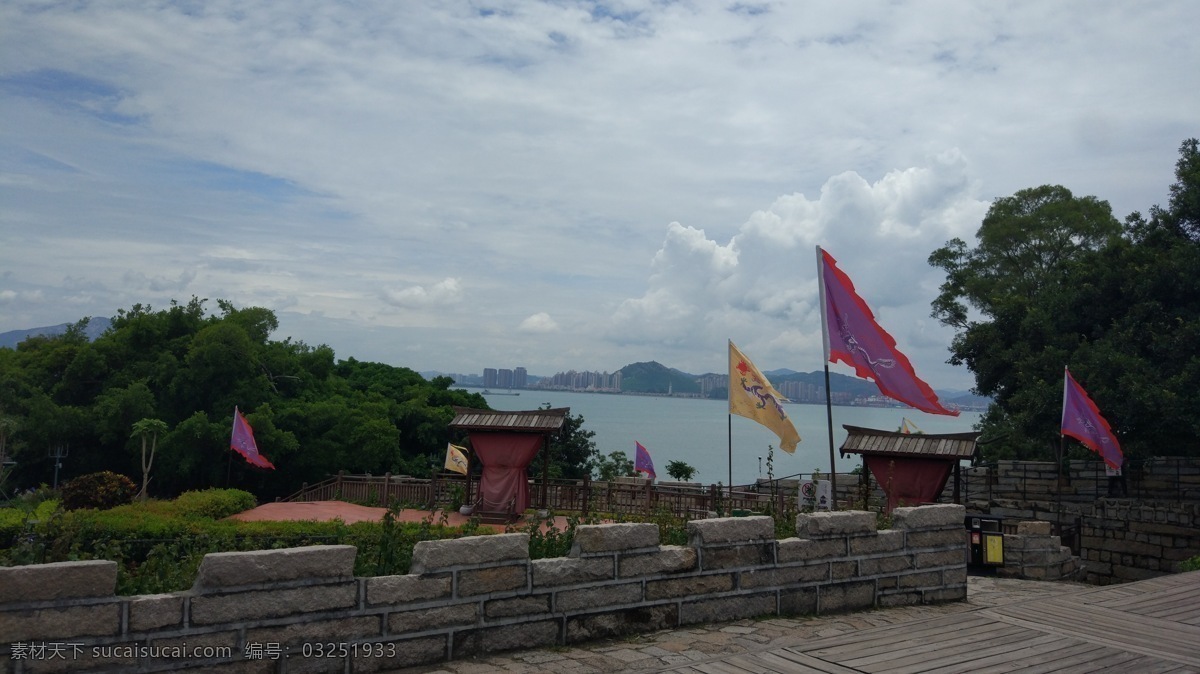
[60,471,136,511]
[171,489,258,519]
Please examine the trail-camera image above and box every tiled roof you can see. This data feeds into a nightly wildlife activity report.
[839,424,980,460]
[449,406,570,433]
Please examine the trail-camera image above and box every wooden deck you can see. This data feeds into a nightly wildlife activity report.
[666,571,1200,674]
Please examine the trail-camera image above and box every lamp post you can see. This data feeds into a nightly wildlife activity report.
[49,443,68,489]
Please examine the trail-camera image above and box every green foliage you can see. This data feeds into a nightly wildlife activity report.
[0,297,490,499]
[540,407,597,480]
[617,361,701,394]
[60,471,136,511]
[1181,555,1200,572]
[593,450,636,481]
[665,460,697,482]
[170,489,258,519]
[930,140,1200,460]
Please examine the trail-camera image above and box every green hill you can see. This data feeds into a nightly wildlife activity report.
[618,361,701,394]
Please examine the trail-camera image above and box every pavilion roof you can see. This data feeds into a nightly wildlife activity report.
[449,406,570,434]
[838,424,980,460]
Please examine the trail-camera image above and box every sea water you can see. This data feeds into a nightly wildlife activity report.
[470,389,983,486]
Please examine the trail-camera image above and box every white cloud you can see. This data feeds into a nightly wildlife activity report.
[519,312,559,334]
[380,278,463,309]
[0,1,1196,388]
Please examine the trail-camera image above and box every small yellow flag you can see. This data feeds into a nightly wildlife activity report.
[444,443,469,475]
[728,340,801,453]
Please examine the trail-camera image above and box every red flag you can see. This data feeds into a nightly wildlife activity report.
[1061,368,1122,470]
[230,407,275,469]
[817,247,959,416]
[635,441,656,480]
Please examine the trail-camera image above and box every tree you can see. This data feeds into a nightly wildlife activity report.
[593,450,636,482]
[540,407,597,480]
[665,460,697,482]
[131,418,168,500]
[929,142,1200,460]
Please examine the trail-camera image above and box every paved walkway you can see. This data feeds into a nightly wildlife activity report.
[391,576,1106,673]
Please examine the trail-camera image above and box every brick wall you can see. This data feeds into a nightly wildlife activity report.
[1,504,967,673]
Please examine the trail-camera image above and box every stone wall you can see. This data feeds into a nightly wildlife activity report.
[1,504,967,673]
[1076,500,1200,585]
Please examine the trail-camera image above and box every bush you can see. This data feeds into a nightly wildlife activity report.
[171,489,258,519]
[60,471,136,511]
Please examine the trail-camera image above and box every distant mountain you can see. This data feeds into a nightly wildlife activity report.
[617,361,701,394]
[0,317,112,349]
[764,368,799,377]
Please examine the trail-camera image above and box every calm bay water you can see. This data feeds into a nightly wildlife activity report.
[467,388,982,486]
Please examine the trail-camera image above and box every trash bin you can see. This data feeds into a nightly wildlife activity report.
[965,515,1004,569]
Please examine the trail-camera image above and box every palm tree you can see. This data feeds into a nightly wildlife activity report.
[131,418,169,500]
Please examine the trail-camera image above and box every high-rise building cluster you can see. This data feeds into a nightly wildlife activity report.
[482,367,528,389]
[535,370,622,392]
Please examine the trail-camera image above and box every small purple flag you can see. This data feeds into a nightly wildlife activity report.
[231,407,275,470]
[635,442,656,480]
[1061,368,1122,471]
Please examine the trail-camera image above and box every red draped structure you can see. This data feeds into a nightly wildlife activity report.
[839,425,980,512]
[448,407,569,521]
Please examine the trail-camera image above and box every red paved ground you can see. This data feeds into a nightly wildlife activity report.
[229,500,582,533]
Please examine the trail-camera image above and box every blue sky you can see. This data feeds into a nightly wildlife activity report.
[1,1,1197,392]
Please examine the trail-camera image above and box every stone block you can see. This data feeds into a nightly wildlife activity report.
[0,603,121,641]
[795,511,876,538]
[191,582,357,624]
[914,549,965,569]
[687,516,774,545]
[877,590,923,607]
[457,564,528,597]
[818,580,875,613]
[922,586,968,603]
[194,546,356,590]
[849,530,904,555]
[830,561,857,580]
[892,504,964,530]
[453,620,559,657]
[740,564,830,589]
[411,533,529,573]
[555,582,642,613]
[905,528,967,549]
[681,592,775,625]
[532,557,613,587]
[777,537,847,562]
[352,636,445,672]
[128,593,184,632]
[486,595,551,619]
[858,555,913,576]
[645,573,733,601]
[779,587,818,615]
[619,546,696,577]
[571,523,659,555]
[897,571,942,588]
[565,605,677,643]
[366,573,451,605]
[701,543,774,570]
[389,603,477,634]
[0,560,117,603]
[1016,520,1052,535]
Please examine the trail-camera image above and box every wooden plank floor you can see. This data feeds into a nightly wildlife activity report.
[665,571,1200,674]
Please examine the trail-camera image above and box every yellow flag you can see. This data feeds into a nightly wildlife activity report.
[729,340,801,453]
[444,443,469,475]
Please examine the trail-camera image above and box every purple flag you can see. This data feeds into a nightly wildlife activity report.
[635,442,656,480]
[1061,368,1122,470]
[231,407,275,470]
[818,247,959,416]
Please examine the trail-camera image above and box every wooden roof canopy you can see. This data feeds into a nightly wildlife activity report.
[838,424,980,461]
[448,407,570,434]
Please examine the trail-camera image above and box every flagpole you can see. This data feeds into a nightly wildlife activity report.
[816,246,839,509]
[727,339,733,498]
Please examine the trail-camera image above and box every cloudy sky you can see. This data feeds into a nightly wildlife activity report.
[2,2,1196,391]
